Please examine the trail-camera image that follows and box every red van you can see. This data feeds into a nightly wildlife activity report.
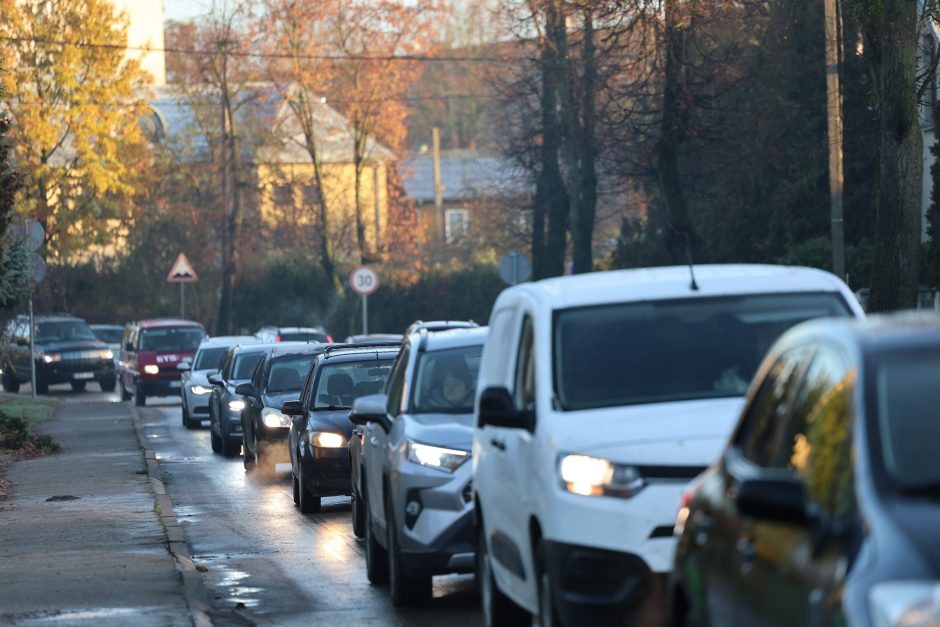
[118,319,206,406]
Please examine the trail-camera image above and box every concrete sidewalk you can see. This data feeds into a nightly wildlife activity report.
[0,401,195,626]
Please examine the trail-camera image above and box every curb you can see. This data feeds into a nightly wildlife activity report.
[129,405,214,627]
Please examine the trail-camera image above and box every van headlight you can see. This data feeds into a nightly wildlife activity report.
[558,454,645,498]
[143,364,160,375]
[870,581,940,627]
[310,431,346,448]
[262,407,291,428]
[406,440,469,472]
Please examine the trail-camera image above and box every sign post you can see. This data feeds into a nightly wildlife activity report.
[349,265,379,335]
[167,253,198,318]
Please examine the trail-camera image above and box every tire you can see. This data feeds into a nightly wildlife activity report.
[70,381,87,392]
[479,528,530,627]
[98,376,117,393]
[134,382,146,407]
[210,429,222,454]
[2,371,20,393]
[364,484,389,585]
[298,465,322,513]
[292,473,300,506]
[221,435,240,458]
[182,405,199,430]
[535,540,560,627]
[388,500,432,606]
[351,486,366,538]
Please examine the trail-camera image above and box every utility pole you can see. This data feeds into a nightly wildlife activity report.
[432,127,445,243]
[824,0,846,280]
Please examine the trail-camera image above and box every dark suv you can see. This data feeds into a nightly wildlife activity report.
[2,315,116,394]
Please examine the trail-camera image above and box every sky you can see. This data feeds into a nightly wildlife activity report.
[164,0,213,23]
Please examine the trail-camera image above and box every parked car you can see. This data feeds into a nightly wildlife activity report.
[179,336,258,429]
[239,342,326,472]
[283,344,398,513]
[208,343,268,457]
[255,325,332,343]
[118,318,206,406]
[471,264,864,627]
[90,324,124,367]
[2,315,116,394]
[672,313,940,627]
[349,326,487,606]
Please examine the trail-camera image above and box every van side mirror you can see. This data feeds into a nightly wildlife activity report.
[736,476,808,524]
[478,387,532,430]
[281,400,305,417]
[350,394,391,432]
[234,383,253,396]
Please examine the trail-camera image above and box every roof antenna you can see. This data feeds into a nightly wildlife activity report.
[683,232,699,291]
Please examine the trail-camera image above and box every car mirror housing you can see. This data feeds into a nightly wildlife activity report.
[207,373,223,386]
[177,362,191,372]
[281,400,305,417]
[350,394,391,432]
[735,476,808,524]
[478,386,531,430]
[234,383,253,396]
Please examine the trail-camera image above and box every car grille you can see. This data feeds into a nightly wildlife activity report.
[58,351,108,361]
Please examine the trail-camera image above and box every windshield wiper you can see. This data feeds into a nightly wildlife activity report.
[316,405,349,411]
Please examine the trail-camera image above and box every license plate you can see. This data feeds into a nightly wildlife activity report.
[169,381,182,388]
[73,372,94,380]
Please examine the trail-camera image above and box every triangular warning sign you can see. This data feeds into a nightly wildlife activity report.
[167,253,198,283]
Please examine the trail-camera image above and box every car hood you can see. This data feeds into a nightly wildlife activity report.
[263,392,301,410]
[405,412,474,451]
[38,340,108,353]
[553,397,746,467]
[188,370,214,386]
[307,409,355,437]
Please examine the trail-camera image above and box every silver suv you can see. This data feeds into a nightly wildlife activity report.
[349,326,487,606]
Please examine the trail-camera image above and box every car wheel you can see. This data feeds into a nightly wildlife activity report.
[387,499,432,606]
[2,371,20,393]
[364,485,388,585]
[70,381,86,392]
[298,465,321,514]
[479,527,530,627]
[221,435,239,458]
[210,429,222,454]
[182,405,199,430]
[535,540,560,627]
[98,376,117,393]
[292,472,300,506]
[134,382,146,407]
[351,487,365,538]
[35,375,49,395]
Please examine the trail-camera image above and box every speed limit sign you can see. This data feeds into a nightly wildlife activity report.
[349,265,379,296]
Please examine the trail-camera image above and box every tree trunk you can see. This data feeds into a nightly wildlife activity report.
[570,9,597,274]
[353,133,367,263]
[216,86,240,335]
[868,0,922,311]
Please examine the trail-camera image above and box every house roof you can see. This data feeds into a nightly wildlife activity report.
[400,149,532,203]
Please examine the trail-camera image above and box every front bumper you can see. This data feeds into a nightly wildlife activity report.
[543,540,668,627]
[39,359,115,385]
[299,446,351,496]
[182,386,212,417]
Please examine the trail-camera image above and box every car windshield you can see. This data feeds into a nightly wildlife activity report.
[92,327,123,343]
[411,345,483,414]
[875,352,940,490]
[314,359,392,410]
[140,327,205,352]
[266,354,318,393]
[280,331,327,342]
[553,292,852,411]
[232,352,263,381]
[193,347,228,371]
[34,321,97,343]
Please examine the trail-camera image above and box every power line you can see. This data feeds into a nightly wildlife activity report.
[0,35,507,64]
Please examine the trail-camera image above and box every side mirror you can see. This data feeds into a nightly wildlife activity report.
[478,387,531,430]
[350,394,391,432]
[207,373,223,386]
[735,476,808,524]
[177,362,191,372]
[234,382,253,396]
[281,400,305,417]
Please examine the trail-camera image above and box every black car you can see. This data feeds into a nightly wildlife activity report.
[208,343,267,457]
[239,342,326,472]
[672,313,940,627]
[284,345,398,513]
[2,315,116,394]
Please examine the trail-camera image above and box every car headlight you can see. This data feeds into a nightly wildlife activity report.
[558,454,645,498]
[406,440,469,472]
[190,385,212,396]
[100,350,114,360]
[870,581,940,627]
[228,399,246,412]
[310,431,346,448]
[262,407,291,428]
[42,353,60,363]
[143,364,160,375]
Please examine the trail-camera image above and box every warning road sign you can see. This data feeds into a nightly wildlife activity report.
[167,253,198,283]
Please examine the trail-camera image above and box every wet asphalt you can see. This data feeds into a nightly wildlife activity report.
[135,396,482,626]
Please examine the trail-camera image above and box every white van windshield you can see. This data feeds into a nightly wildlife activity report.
[553,292,851,411]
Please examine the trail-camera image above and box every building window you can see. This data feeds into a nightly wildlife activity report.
[273,184,293,208]
[302,184,321,209]
[445,208,469,243]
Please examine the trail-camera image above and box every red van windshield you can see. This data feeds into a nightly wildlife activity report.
[140,327,205,352]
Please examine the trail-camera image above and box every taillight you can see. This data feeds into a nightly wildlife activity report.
[275,335,281,342]
[326,335,333,343]
[680,474,706,509]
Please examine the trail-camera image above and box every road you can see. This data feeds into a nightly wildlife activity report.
[133,395,482,626]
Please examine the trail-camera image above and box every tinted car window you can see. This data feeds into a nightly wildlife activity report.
[315,360,393,410]
[552,293,850,411]
[232,352,263,380]
[34,321,97,343]
[266,354,318,393]
[193,347,228,371]
[411,346,483,414]
[140,327,205,351]
[92,327,124,343]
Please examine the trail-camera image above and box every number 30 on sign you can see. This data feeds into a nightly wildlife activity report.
[349,265,379,296]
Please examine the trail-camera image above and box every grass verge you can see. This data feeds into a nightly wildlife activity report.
[0,396,58,500]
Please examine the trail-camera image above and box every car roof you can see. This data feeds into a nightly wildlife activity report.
[262,326,326,333]
[269,342,327,358]
[198,335,259,349]
[89,323,123,330]
[416,326,489,351]
[790,312,940,357]
[344,333,404,344]
[137,318,204,329]
[230,343,270,356]
[33,315,86,323]
[498,264,860,311]
[318,346,399,363]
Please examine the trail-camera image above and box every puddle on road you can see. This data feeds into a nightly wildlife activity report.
[207,564,262,610]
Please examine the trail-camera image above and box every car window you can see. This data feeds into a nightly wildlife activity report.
[92,327,124,343]
[251,356,266,390]
[782,347,856,519]
[411,345,483,414]
[193,347,228,371]
[139,327,205,352]
[315,359,393,410]
[266,354,318,393]
[220,350,235,379]
[515,316,536,411]
[737,348,812,467]
[279,332,327,343]
[34,321,97,343]
[386,345,410,417]
[232,352,263,381]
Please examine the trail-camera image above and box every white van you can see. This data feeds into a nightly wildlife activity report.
[471,264,864,626]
